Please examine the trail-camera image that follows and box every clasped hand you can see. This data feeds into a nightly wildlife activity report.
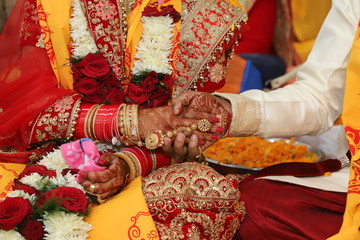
[80,91,232,200]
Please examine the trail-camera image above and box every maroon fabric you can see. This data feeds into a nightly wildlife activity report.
[236,179,346,240]
[241,159,342,183]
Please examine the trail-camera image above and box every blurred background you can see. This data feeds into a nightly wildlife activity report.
[0,0,15,33]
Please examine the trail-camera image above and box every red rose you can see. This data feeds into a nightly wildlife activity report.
[19,165,56,179]
[0,197,32,230]
[74,77,100,95]
[143,5,181,23]
[128,83,151,104]
[100,71,119,85]
[12,179,39,196]
[38,187,88,214]
[142,71,158,93]
[146,89,170,108]
[161,74,175,91]
[71,66,84,81]
[19,219,44,240]
[78,53,110,78]
[106,88,125,104]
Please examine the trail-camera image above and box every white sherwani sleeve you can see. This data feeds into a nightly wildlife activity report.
[214,0,360,192]
[215,0,360,139]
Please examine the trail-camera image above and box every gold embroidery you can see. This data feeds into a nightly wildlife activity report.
[19,1,40,44]
[174,0,247,96]
[30,94,82,144]
[81,0,126,82]
[142,162,245,239]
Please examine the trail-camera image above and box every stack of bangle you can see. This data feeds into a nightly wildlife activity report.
[76,103,213,151]
[118,104,144,147]
[75,104,123,144]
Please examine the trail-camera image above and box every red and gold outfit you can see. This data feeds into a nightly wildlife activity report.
[0,0,246,238]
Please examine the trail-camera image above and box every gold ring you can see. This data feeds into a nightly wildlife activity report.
[89,184,96,193]
[197,119,211,132]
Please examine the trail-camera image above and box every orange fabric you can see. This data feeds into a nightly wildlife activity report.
[0,163,25,200]
[86,177,159,240]
[219,55,247,94]
[37,0,73,89]
[329,23,360,240]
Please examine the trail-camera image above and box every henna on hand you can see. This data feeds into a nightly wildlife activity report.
[137,105,221,141]
[79,152,130,199]
[172,91,232,147]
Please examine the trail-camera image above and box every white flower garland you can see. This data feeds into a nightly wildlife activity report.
[43,212,92,240]
[132,15,175,75]
[70,0,98,59]
[70,0,176,77]
[38,149,71,172]
[0,229,25,240]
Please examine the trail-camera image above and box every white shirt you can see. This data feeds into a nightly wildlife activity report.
[215,0,360,192]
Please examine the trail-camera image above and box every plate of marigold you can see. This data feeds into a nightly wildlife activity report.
[204,136,325,174]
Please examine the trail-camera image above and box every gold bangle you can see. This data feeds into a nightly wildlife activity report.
[66,98,81,140]
[150,150,157,172]
[122,104,144,147]
[85,105,98,139]
[114,152,140,181]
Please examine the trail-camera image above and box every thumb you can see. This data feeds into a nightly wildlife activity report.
[172,92,196,115]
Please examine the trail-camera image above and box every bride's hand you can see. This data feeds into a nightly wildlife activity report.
[79,152,129,200]
[163,92,232,156]
[138,105,223,144]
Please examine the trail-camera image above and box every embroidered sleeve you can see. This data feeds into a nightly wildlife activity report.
[29,94,82,146]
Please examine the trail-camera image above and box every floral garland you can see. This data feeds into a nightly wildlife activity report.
[69,0,98,59]
[0,139,117,239]
[70,2,180,107]
[0,148,91,239]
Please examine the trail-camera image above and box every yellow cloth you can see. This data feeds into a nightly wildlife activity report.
[291,0,331,61]
[86,177,159,239]
[0,163,25,200]
[37,0,73,89]
[328,24,360,240]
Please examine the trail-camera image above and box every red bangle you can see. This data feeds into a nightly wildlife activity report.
[74,103,92,139]
[92,105,121,142]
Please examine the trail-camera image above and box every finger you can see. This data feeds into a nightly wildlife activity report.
[83,159,120,183]
[96,177,123,199]
[172,92,198,115]
[97,152,114,167]
[191,131,221,142]
[172,133,187,156]
[82,180,98,193]
[188,134,200,158]
[178,107,214,120]
[161,137,173,154]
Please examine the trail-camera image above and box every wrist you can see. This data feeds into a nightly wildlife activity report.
[118,158,130,186]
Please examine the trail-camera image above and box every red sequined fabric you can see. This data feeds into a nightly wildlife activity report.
[142,162,246,240]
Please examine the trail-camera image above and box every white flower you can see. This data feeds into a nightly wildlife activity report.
[49,172,84,191]
[39,149,70,172]
[7,190,37,206]
[132,16,175,75]
[43,212,92,240]
[0,229,25,240]
[20,173,49,190]
[70,0,98,59]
